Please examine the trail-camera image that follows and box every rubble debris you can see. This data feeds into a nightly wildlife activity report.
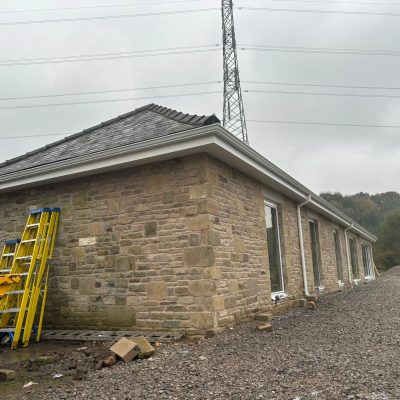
[255,313,273,322]
[52,373,63,379]
[73,365,89,380]
[0,369,16,381]
[133,336,156,359]
[110,338,140,363]
[256,323,274,332]
[23,381,38,388]
[95,354,117,370]
[307,301,316,310]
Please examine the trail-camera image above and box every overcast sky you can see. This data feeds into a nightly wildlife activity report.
[1,0,399,195]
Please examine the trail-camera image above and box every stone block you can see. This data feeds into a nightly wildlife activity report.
[189,234,200,247]
[210,266,222,280]
[256,323,273,332]
[247,279,258,295]
[133,336,155,359]
[184,246,215,267]
[105,307,136,327]
[208,231,221,246]
[71,277,79,289]
[115,255,136,272]
[110,338,140,362]
[146,281,167,301]
[189,280,214,297]
[198,199,219,215]
[144,222,157,237]
[190,312,214,329]
[88,222,106,236]
[212,295,225,311]
[189,184,208,199]
[71,247,86,259]
[186,215,210,231]
[233,238,245,253]
[0,369,16,381]
[162,191,175,204]
[144,175,164,193]
[228,280,239,294]
[255,313,273,322]
[72,192,87,205]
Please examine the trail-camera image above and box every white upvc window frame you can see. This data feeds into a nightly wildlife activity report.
[333,229,344,287]
[264,200,288,301]
[361,241,375,280]
[308,219,325,292]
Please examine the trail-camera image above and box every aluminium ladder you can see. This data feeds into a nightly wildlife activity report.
[0,207,60,349]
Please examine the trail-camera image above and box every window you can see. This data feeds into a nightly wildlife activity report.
[309,220,323,288]
[264,201,285,294]
[349,238,359,279]
[362,243,373,278]
[334,230,343,283]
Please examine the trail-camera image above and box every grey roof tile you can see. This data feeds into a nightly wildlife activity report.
[0,103,220,177]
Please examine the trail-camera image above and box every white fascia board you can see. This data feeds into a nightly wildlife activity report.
[0,123,376,242]
[0,126,220,192]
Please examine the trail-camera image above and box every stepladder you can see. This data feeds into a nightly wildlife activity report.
[0,207,61,349]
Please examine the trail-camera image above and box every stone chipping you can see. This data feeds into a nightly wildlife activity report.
[4,267,398,400]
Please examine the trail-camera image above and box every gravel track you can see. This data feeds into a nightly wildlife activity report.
[4,267,400,400]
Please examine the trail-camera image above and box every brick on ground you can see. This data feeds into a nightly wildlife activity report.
[133,336,155,359]
[0,369,16,381]
[110,338,140,362]
[256,323,273,332]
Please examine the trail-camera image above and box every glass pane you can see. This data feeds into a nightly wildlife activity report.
[265,204,284,293]
[309,221,322,288]
[334,231,343,282]
[362,244,372,277]
[349,239,359,279]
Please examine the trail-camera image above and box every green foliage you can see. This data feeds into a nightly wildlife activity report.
[320,191,400,270]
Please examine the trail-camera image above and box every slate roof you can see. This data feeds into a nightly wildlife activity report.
[0,104,220,177]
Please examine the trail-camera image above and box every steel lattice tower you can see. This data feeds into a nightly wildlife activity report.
[221,0,248,144]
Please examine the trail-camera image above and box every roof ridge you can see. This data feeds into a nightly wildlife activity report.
[147,103,220,127]
[0,103,156,169]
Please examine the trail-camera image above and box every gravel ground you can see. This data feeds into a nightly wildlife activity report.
[2,266,400,400]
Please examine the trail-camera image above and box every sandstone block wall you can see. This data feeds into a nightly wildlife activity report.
[0,153,373,335]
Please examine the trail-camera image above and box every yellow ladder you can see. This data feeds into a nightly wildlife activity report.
[0,239,21,297]
[0,208,61,349]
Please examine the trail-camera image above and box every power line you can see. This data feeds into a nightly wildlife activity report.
[0,90,222,111]
[0,133,69,140]
[245,89,400,99]
[0,8,219,27]
[0,45,221,67]
[0,0,208,14]
[240,44,400,57]
[247,119,400,128]
[238,6,400,17]
[263,0,400,6]
[4,117,400,141]
[3,80,399,102]
[244,80,400,91]
[0,81,222,102]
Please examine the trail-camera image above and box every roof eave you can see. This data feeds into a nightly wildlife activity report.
[0,124,377,242]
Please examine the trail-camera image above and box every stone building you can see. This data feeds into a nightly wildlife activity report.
[0,104,376,336]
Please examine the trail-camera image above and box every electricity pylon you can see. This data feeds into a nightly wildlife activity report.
[221,0,249,145]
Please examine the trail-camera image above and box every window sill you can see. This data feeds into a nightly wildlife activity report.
[271,292,288,301]
[316,286,325,292]
[364,276,375,281]
[338,281,345,287]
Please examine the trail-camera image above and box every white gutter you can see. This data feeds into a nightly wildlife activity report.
[344,224,353,283]
[297,195,312,297]
[0,123,377,243]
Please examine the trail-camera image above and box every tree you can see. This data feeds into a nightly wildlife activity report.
[374,210,400,270]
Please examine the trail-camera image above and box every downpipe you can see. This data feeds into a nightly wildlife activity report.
[297,195,312,297]
[345,223,354,284]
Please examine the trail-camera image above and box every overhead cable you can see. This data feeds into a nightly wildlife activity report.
[0,81,222,101]
[247,119,400,128]
[0,90,222,111]
[0,8,219,27]
[240,44,400,57]
[238,6,400,17]
[0,0,207,14]
[0,45,221,67]
[243,80,400,91]
[245,89,400,99]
